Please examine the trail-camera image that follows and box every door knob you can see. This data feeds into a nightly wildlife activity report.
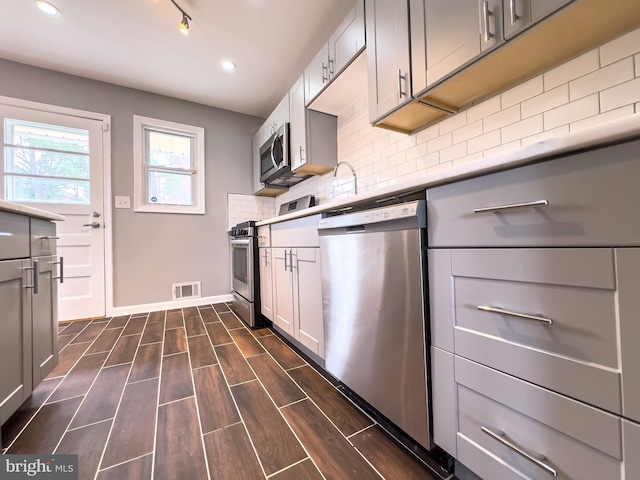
[83,222,101,229]
[92,211,101,218]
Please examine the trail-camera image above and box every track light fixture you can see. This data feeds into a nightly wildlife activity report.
[170,0,192,35]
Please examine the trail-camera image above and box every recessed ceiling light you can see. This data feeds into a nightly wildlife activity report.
[35,0,60,16]
[221,60,236,72]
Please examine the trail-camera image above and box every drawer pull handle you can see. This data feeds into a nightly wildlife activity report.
[40,235,60,240]
[478,305,553,325]
[473,200,549,214]
[482,426,557,477]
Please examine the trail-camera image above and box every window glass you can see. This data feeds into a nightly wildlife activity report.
[3,119,91,204]
[148,130,192,169]
[148,170,192,205]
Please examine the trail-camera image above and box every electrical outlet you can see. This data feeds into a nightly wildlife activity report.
[115,196,131,208]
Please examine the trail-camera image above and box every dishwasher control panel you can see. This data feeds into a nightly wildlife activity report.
[318,200,426,231]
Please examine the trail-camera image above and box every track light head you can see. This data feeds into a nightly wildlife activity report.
[179,13,190,35]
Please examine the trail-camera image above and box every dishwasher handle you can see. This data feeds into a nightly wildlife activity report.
[346,225,365,233]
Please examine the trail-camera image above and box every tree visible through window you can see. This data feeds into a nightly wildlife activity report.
[3,119,91,204]
[133,115,205,214]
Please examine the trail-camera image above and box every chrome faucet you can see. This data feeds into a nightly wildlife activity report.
[333,161,358,195]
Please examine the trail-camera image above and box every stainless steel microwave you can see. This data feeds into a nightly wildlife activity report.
[259,123,310,188]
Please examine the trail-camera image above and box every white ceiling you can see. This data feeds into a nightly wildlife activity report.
[0,0,357,118]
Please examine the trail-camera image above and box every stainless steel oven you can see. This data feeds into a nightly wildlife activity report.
[229,221,262,327]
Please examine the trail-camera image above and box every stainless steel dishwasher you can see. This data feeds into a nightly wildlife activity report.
[318,199,431,450]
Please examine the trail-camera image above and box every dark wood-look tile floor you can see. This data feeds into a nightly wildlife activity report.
[1,304,447,480]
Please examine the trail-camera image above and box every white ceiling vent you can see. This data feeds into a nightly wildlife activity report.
[172,281,201,301]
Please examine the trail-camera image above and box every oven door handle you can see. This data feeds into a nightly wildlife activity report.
[230,238,251,246]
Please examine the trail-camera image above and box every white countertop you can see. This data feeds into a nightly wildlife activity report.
[257,115,640,226]
[0,200,65,221]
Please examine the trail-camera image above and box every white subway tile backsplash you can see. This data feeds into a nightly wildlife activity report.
[484,140,522,158]
[501,76,544,108]
[467,96,502,123]
[438,111,468,134]
[397,159,417,176]
[427,132,453,154]
[427,161,453,175]
[569,58,634,101]
[636,53,640,77]
[453,119,483,144]
[468,130,501,154]
[419,152,440,169]
[453,152,483,167]
[600,77,640,112]
[543,94,600,129]
[482,105,521,133]
[439,142,468,163]
[501,115,544,143]
[521,85,569,118]
[416,124,439,143]
[570,105,635,132]
[544,50,599,90]
[600,28,640,67]
[519,125,571,147]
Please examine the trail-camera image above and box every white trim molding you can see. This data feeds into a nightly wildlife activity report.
[109,294,234,317]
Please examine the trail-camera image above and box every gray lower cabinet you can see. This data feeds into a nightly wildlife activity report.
[427,139,640,479]
[0,259,32,426]
[0,213,60,427]
[365,0,412,123]
[31,255,59,387]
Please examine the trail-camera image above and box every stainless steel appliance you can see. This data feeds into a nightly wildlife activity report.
[278,195,315,216]
[259,123,310,188]
[229,221,262,328]
[318,199,431,449]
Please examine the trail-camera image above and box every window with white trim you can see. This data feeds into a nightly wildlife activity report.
[133,115,205,214]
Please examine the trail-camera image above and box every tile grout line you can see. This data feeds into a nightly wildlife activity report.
[211,304,270,479]
[95,452,153,474]
[184,308,214,480]
[147,310,166,480]
[92,312,156,479]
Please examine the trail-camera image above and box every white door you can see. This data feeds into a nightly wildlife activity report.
[0,104,106,321]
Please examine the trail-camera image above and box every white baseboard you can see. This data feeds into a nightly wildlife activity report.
[108,293,234,317]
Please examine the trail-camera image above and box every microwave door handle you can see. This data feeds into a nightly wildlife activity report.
[270,133,279,169]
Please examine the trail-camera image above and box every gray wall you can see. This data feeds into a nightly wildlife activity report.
[0,58,263,307]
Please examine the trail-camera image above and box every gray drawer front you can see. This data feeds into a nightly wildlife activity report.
[452,249,618,369]
[456,357,622,480]
[0,211,30,260]
[30,218,57,257]
[451,248,621,413]
[427,139,640,247]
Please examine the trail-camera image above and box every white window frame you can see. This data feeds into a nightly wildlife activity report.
[133,115,205,214]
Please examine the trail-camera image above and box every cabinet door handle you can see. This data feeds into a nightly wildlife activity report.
[473,199,548,213]
[322,62,328,83]
[53,256,64,283]
[328,57,334,77]
[283,250,288,271]
[24,259,40,294]
[299,145,305,162]
[40,235,60,240]
[397,69,406,98]
[478,305,553,325]
[482,1,493,43]
[290,250,296,271]
[481,426,557,477]
[509,0,519,25]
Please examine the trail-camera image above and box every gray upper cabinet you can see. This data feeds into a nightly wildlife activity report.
[365,0,412,123]
[503,0,573,39]
[290,75,337,176]
[421,0,504,88]
[331,0,366,77]
[305,0,365,106]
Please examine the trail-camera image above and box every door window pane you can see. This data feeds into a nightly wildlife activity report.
[5,175,90,204]
[3,119,91,204]
[148,171,192,205]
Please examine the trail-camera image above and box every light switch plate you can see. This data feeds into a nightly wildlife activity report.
[115,196,131,208]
